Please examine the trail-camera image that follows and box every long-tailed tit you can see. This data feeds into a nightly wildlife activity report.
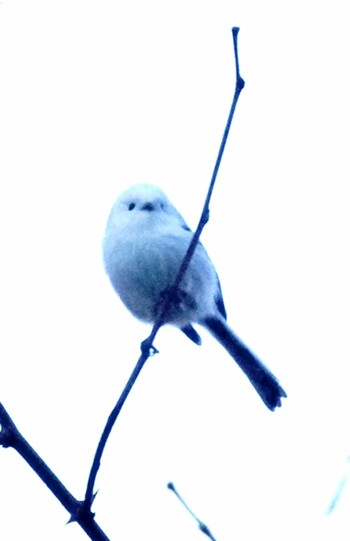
[103,184,286,410]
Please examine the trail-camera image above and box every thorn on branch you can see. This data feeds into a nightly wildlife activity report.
[67,499,96,525]
[141,338,159,357]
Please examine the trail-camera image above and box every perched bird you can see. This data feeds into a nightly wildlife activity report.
[103,184,286,410]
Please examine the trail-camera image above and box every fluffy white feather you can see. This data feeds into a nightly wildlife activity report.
[103,184,286,411]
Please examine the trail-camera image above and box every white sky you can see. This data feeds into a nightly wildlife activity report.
[1,1,350,540]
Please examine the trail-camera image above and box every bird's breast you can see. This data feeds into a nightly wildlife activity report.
[103,225,217,324]
[104,230,191,321]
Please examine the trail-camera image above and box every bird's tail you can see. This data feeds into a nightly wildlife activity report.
[203,316,286,411]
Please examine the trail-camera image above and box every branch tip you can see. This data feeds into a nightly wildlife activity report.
[168,482,217,540]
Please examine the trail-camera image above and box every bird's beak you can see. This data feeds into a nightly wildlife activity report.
[141,202,155,211]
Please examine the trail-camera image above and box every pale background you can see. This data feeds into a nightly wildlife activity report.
[1,1,350,540]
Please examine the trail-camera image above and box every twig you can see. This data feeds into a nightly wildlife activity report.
[84,27,245,510]
[0,403,109,541]
[167,482,217,541]
[325,455,350,514]
[145,26,245,341]
[84,350,150,507]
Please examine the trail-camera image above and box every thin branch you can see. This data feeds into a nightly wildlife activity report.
[167,482,217,541]
[0,403,109,541]
[84,350,150,507]
[84,27,245,509]
[325,455,350,514]
[147,26,245,341]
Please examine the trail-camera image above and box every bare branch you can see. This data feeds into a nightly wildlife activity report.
[167,482,217,541]
[84,26,245,510]
[325,455,350,514]
[0,403,110,541]
[146,27,245,342]
[84,348,151,507]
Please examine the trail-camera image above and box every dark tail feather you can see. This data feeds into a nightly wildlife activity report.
[203,316,286,411]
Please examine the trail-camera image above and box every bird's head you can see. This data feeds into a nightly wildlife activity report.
[106,184,189,233]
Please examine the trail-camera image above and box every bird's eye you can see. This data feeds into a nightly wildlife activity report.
[128,202,136,211]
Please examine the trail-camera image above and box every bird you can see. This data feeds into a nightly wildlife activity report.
[103,183,286,411]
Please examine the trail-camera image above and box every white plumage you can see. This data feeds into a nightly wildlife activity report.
[103,184,286,411]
